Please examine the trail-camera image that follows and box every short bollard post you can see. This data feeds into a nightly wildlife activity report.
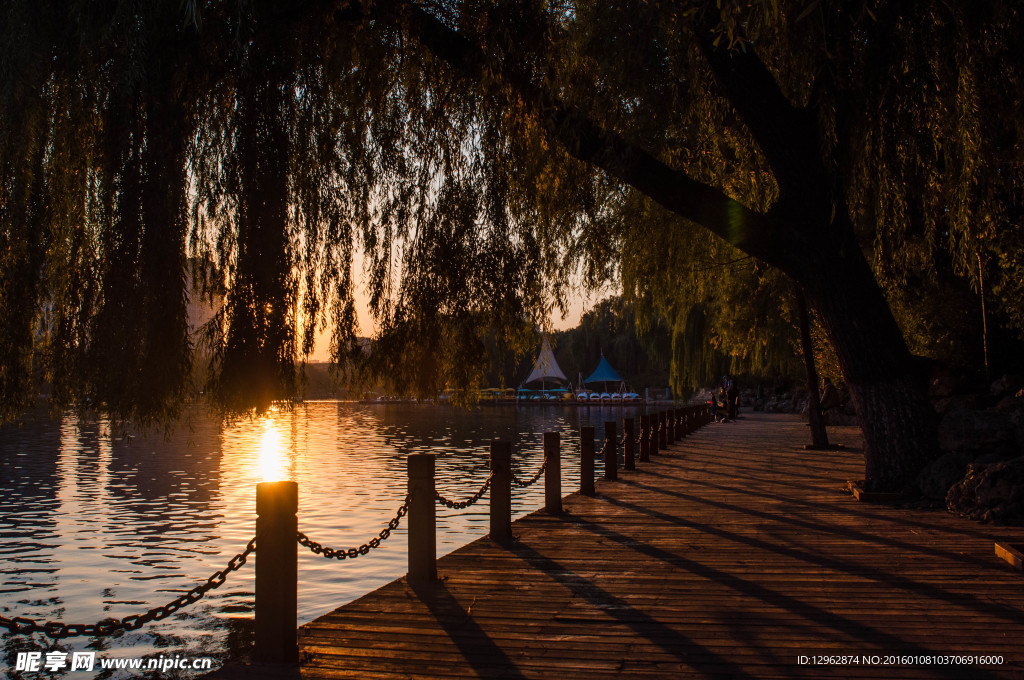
[255,481,298,664]
[623,417,636,471]
[667,408,676,443]
[639,414,650,463]
[490,441,513,543]
[408,454,437,584]
[580,426,596,496]
[544,431,561,514]
[675,408,683,438]
[650,412,660,456]
[659,411,668,449]
[604,421,618,481]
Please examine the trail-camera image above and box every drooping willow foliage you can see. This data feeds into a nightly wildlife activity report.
[0,0,606,422]
[2,0,1024,426]
[603,0,1024,388]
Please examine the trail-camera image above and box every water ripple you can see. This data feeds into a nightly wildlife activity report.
[1,401,643,677]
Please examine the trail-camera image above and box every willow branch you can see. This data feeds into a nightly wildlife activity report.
[365,0,799,273]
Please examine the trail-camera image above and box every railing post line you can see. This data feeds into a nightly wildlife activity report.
[407,454,437,584]
[490,441,513,543]
[623,417,636,471]
[659,411,668,449]
[255,481,298,664]
[639,414,650,462]
[604,420,618,481]
[580,426,596,496]
[543,432,561,514]
[667,407,675,443]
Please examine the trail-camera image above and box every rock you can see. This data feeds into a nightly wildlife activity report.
[947,457,1024,524]
[937,406,1015,455]
[916,452,972,500]
[994,395,1024,451]
[971,445,1019,470]
[991,374,1022,400]
[930,370,956,399]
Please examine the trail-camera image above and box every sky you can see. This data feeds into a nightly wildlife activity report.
[309,277,613,361]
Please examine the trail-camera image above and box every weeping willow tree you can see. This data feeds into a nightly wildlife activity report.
[0,0,588,422]
[3,0,1024,490]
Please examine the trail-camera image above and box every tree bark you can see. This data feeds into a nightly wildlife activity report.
[798,228,938,490]
[795,287,829,449]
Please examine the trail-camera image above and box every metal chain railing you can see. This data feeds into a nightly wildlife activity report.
[435,474,492,509]
[297,494,411,559]
[0,538,256,639]
[511,456,548,488]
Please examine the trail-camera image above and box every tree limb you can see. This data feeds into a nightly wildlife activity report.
[696,18,829,215]
[366,0,801,274]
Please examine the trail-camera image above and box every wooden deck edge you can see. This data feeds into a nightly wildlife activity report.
[995,542,1024,571]
[846,481,905,504]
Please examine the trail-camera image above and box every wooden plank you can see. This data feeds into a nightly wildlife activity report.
[994,542,1024,570]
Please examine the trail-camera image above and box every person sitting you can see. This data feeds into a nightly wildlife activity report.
[717,387,732,422]
[709,392,723,422]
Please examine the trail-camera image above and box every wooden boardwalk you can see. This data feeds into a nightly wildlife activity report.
[235,413,1024,679]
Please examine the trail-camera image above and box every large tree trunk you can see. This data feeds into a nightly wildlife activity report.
[794,287,829,449]
[800,235,938,491]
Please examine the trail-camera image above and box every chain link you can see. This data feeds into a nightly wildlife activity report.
[0,538,256,639]
[435,475,491,509]
[511,456,548,488]
[297,494,410,559]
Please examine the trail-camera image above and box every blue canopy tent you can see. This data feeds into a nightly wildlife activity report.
[583,353,625,392]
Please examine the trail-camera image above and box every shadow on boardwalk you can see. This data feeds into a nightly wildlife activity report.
[222,413,1024,679]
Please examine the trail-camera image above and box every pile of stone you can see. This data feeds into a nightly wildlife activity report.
[915,375,1024,524]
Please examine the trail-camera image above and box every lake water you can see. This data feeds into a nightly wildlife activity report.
[0,401,646,677]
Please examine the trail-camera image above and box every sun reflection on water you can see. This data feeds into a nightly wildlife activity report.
[258,416,287,482]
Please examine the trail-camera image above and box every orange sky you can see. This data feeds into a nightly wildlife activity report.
[309,282,612,361]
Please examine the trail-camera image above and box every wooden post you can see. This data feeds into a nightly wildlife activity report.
[639,414,650,462]
[490,441,512,543]
[407,454,437,584]
[544,431,561,514]
[675,408,683,438]
[255,481,298,664]
[667,407,676,443]
[623,417,636,471]
[580,426,595,496]
[650,411,660,456]
[604,420,618,481]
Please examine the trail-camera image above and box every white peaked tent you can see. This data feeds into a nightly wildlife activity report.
[524,336,568,385]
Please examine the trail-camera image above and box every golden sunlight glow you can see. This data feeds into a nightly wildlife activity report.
[258,417,287,482]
